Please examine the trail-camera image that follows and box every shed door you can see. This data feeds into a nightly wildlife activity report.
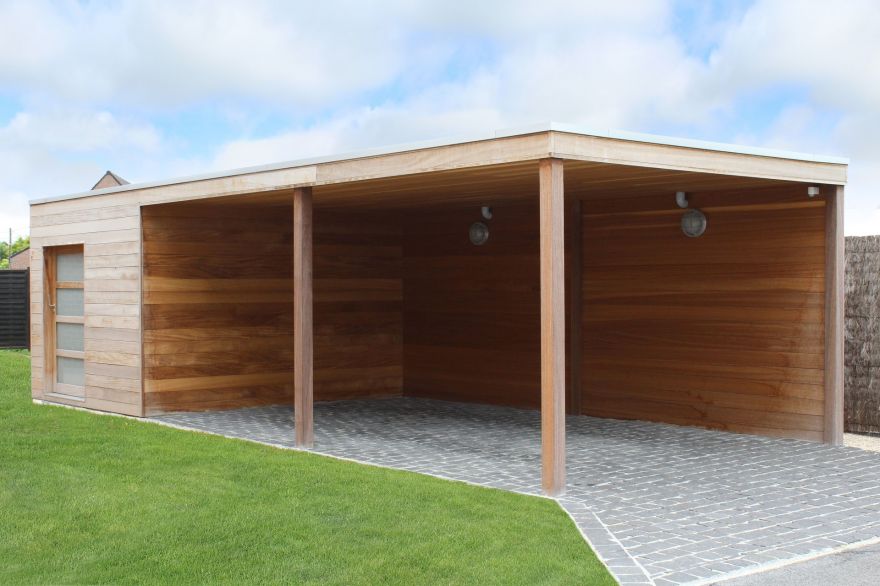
[45,246,85,399]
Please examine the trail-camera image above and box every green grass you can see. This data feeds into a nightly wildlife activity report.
[0,350,613,585]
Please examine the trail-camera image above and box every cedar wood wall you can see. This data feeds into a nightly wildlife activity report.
[34,184,827,440]
[403,203,542,407]
[30,203,143,416]
[581,187,826,441]
[141,203,402,414]
[142,201,542,413]
[402,188,825,441]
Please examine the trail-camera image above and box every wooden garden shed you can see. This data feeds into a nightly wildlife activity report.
[29,124,847,495]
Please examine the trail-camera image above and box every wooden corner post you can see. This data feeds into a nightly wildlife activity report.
[539,158,566,496]
[824,185,844,445]
[293,187,314,448]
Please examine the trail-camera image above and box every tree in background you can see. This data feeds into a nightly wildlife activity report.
[0,236,30,269]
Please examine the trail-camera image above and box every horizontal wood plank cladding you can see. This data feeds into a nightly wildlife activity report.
[581,185,827,440]
[141,203,292,413]
[312,209,403,401]
[142,201,403,414]
[403,202,541,408]
[29,197,143,414]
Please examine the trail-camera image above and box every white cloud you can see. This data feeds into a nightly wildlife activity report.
[708,0,880,110]
[213,120,351,169]
[0,0,413,107]
[0,191,31,242]
[413,1,671,38]
[0,108,166,236]
[705,0,880,234]
[1,110,160,152]
[217,0,880,235]
[0,0,708,237]
[1,0,879,236]
[212,79,508,169]
[845,165,880,236]
[211,5,710,166]
[0,0,680,109]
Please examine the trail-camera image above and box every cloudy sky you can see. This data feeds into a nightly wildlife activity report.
[1,0,878,237]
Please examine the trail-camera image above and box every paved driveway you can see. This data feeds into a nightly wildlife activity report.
[716,542,880,585]
[152,398,880,585]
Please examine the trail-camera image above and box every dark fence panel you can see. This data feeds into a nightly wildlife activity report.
[845,236,880,434]
[0,269,30,349]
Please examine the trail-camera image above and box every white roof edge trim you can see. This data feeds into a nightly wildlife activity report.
[31,122,849,205]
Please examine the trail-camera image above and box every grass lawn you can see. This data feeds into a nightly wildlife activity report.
[0,350,614,585]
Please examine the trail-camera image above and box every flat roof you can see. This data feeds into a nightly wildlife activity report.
[31,122,849,205]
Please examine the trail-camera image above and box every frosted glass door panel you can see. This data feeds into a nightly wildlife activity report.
[57,252,84,281]
[56,288,84,316]
[56,323,84,352]
[57,356,85,386]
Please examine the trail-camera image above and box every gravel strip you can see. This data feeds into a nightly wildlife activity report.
[845,433,880,452]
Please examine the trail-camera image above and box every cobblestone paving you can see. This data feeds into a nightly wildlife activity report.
[153,398,880,586]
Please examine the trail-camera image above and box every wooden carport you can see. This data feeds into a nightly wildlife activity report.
[29,124,848,496]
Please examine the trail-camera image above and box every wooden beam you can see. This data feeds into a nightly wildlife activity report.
[824,185,844,445]
[539,158,566,496]
[565,198,583,415]
[33,128,847,213]
[293,187,314,448]
[551,131,847,186]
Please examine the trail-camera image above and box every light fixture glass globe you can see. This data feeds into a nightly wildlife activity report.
[681,209,707,237]
[469,221,489,245]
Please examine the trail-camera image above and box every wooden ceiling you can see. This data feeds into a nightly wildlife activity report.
[313,159,803,210]
[164,159,805,211]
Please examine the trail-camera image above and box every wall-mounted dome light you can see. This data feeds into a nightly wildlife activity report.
[681,209,707,238]
[469,221,489,245]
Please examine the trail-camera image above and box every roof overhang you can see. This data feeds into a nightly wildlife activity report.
[30,123,848,207]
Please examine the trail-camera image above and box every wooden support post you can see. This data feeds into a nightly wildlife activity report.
[565,198,583,416]
[824,185,844,445]
[293,187,314,448]
[539,158,566,496]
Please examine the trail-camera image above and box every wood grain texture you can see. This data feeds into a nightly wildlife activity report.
[141,200,403,415]
[824,185,844,444]
[539,158,566,496]
[401,190,579,423]
[41,248,58,397]
[565,198,583,415]
[402,202,540,408]
[31,139,841,440]
[552,132,846,185]
[36,130,845,215]
[313,210,404,402]
[581,185,827,441]
[32,229,139,414]
[293,188,314,447]
[141,203,292,413]
[312,158,839,211]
